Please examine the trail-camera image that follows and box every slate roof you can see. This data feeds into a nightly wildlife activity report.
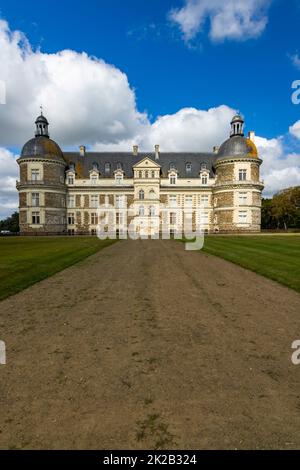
[63,152,217,178]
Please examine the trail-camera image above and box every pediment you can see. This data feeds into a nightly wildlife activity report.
[133,157,161,169]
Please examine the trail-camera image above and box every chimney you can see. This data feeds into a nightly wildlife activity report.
[248,131,255,142]
[133,145,138,156]
[155,144,160,160]
[79,145,86,156]
[213,146,219,154]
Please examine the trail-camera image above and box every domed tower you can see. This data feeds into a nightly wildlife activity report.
[213,114,264,233]
[17,112,67,234]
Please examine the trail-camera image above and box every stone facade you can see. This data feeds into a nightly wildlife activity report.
[17,113,264,235]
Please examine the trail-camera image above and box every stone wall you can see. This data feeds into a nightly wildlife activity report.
[251,164,260,182]
[19,192,27,208]
[45,192,65,208]
[43,163,64,184]
[216,163,234,183]
[214,192,234,207]
[20,164,27,183]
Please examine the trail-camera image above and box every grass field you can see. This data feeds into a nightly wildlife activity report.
[201,235,300,293]
[0,236,116,301]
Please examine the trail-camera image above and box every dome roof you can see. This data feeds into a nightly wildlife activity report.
[20,136,65,161]
[35,114,49,125]
[217,135,258,159]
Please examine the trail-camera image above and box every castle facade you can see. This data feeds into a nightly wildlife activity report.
[17,114,264,236]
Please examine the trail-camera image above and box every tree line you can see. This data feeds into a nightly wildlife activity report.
[262,187,300,230]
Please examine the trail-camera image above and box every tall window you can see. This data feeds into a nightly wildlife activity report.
[91,213,98,225]
[170,175,177,185]
[115,195,125,208]
[105,163,111,175]
[149,206,155,216]
[169,195,177,207]
[239,169,247,181]
[200,212,209,224]
[32,212,40,224]
[185,195,193,207]
[68,213,75,225]
[238,211,247,223]
[145,170,149,179]
[139,190,145,200]
[138,171,143,178]
[91,195,98,208]
[68,175,74,185]
[151,171,155,178]
[170,212,177,225]
[32,193,40,207]
[139,206,145,216]
[201,195,209,206]
[67,195,75,208]
[31,169,40,181]
[239,192,247,205]
[201,175,208,185]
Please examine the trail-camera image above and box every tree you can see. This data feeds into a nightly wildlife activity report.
[0,212,19,232]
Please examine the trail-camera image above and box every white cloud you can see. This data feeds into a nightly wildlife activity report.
[0,19,147,148]
[290,53,300,69]
[255,136,300,196]
[0,147,19,219]
[169,0,271,43]
[289,120,300,139]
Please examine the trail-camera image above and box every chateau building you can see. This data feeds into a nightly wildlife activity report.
[17,113,264,236]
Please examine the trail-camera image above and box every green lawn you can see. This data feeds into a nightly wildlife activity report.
[201,235,300,293]
[0,236,116,301]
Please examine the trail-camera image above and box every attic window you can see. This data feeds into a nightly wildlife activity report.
[201,163,207,171]
[186,162,192,173]
[117,162,123,170]
[169,162,176,170]
[105,162,111,174]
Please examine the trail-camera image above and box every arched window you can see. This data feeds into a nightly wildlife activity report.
[117,162,123,170]
[169,162,176,170]
[105,162,111,174]
[149,189,156,199]
[92,162,99,171]
[139,190,145,200]
[201,162,207,171]
[139,206,145,216]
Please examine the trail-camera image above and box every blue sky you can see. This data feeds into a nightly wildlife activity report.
[0,0,300,217]
[0,0,299,137]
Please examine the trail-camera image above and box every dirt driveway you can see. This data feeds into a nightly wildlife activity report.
[0,240,300,449]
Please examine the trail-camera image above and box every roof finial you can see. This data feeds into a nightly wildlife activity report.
[40,105,43,116]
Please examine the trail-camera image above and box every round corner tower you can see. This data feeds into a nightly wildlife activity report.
[213,114,264,233]
[17,113,67,234]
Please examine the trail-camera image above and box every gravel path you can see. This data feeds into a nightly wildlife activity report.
[0,239,300,450]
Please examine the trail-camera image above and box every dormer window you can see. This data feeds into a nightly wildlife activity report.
[170,175,177,185]
[186,162,192,174]
[115,173,123,185]
[90,174,98,184]
[117,162,123,170]
[169,162,176,171]
[68,175,74,185]
[105,162,111,175]
[201,175,208,185]
[201,163,207,171]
